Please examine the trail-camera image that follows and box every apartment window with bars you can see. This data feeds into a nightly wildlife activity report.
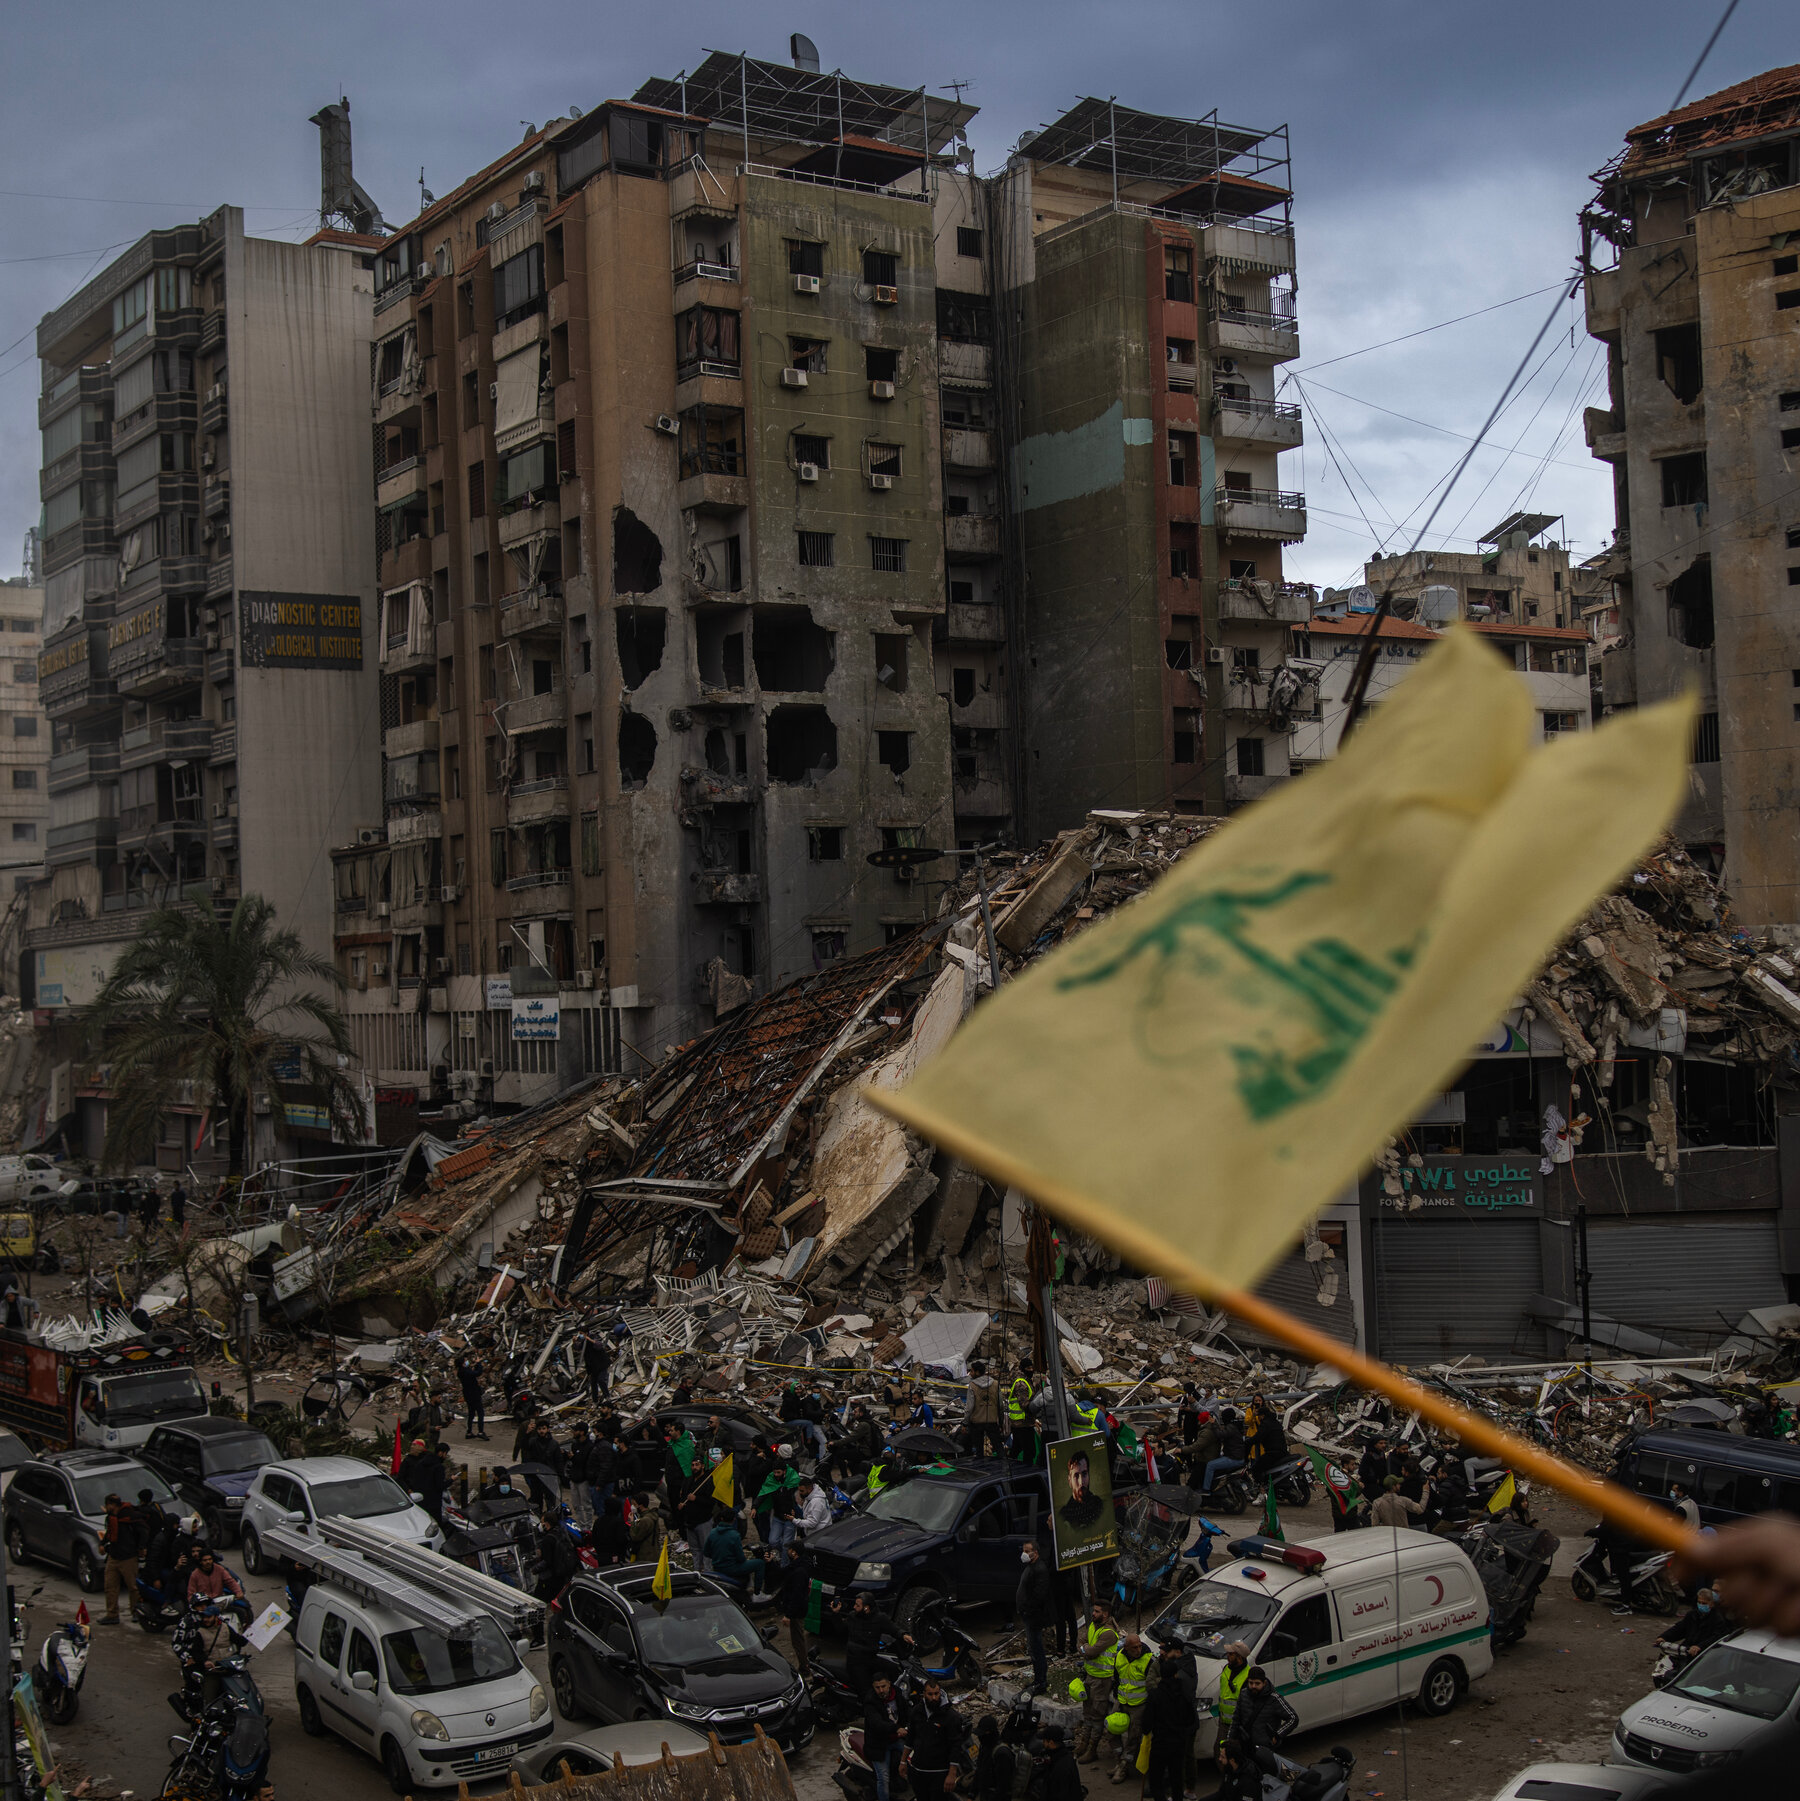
[792,434,830,470]
[956,226,983,259]
[467,462,486,518]
[862,248,897,287]
[869,536,907,573]
[558,419,577,480]
[797,531,835,567]
[1692,711,1720,764]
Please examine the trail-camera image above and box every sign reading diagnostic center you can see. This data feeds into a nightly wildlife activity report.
[239,592,364,670]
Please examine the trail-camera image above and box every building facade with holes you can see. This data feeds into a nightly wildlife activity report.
[1581,63,1800,926]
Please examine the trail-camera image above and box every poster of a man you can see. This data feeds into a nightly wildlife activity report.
[1047,1430,1117,1570]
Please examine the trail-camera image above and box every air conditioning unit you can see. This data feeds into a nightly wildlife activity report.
[793,274,821,296]
[797,462,820,483]
[219,521,231,541]
[201,449,215,470]
[872,285,899,305]
[478,1058,495,1078]
[522,171,545,195]
[653,414,679,436]
[489,382,499,401]
[433,956,453,975]
[869,380,896,401]
[575,969,595,990]
[438,884,461,902]
[1206,647,1227,665]
[486,201,507,224]
[1214,358,1239,375]
[204,631,220,649]
[206,384,224,403]
[869,473,894,491]
[373,901,391,918]
[212,802,227,819]
[780,367,808,389]
[372,961,389,979]
[209,876,227,895]
[411,263,430,283]
[357,827,385,846]
[200,523,215,544]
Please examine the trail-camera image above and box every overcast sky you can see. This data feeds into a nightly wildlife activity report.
[1,0,1791,593]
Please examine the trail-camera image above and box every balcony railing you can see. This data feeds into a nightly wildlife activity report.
[506,869,573,892]
[1216,486,1306,510]
[739,162,928,204]
[673,260,740,285]
[498,584,564,639]
[1214,396,1302,425]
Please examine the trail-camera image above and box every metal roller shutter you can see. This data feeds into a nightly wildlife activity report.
[1246,1249,1358,1349]
[1586,1218,1785,1342]
[1376,1219,1546,1363]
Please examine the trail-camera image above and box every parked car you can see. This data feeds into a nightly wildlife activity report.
[0,1156,61,1206]
[548,1565,813,1754]
[291,1565,550,1791]
[1615,1426,1800,1527]
[508,1720,711,1785]
[1489,1764,1675,1800]
[0,1211,55,1272]
[805,1457,1048,1628]
[1142,1529,1495,1755]
[140,1417,280,1545]
[1612,1629,1800,1776]
[654,1405,785,1455]
[239,1456,444,1574]
[3,1450,181,1591]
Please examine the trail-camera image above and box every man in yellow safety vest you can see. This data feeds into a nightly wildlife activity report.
[1075,1600,1120,1763]
[1109,1631,1155,1783]
[1216,1640,1252,1749]
[1006,1360,1037,1465]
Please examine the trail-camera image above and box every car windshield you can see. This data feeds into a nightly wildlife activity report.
[72,1468,174,1516]
[200,1434,278,1477]
[634,1596,764,1668]
[864,1481,968,1534]
[1162,1580,1279,1655]
[97,1371,207,1426]
[1667,1644,1800,1720]
[382,1619,520,1695]
[311,1474,414,1520]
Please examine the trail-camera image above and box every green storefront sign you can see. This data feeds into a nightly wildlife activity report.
[1375,1153,1542,1217]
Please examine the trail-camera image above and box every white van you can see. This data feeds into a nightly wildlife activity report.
[0,1157,60,1206]
[293,1578,552,1792]
[1143,1528,1493,1751]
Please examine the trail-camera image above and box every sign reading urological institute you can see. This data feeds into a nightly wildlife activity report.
[239,592,364,669]
[1375,1153,1543,1217]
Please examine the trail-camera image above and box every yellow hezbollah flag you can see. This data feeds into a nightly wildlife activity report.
[651,1534,673,1606]
[869,630,1692,1302]
[712,1452,736,1506]
[1488,1472,1517,1515]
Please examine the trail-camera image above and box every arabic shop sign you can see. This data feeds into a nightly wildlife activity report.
[511,995,560,1043]
[239,591,364,670]
[1375,1153,1542,1217]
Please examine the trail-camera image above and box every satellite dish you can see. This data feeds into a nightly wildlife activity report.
[1416,584,1459,626]
[570,104,584,119]
[790,33,821,72]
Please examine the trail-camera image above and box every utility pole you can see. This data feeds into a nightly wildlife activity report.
[1575,1198,1593,1397]
[1,1521,19,1801]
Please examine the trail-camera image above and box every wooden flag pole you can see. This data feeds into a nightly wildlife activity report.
[1201,1276,1697,1557]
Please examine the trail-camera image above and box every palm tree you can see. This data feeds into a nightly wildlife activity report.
[86,894,362,1177]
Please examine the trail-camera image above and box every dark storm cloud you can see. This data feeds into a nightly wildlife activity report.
[0,0,1789,586]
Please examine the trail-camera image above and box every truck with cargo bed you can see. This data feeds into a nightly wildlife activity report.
[0,1327,207,1450]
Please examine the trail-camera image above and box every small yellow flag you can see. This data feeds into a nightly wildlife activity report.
[651,1533,673,1605]
[870,630,1692,1303]
[1488,1472,1517,1515]
[712,1451,736,1506]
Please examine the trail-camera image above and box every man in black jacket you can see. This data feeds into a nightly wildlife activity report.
[1357,1436,1392,1504]
[775,1545,816,1678]
[906,1679,969,1801]
[1034,1726,1083,1801]
[1143,1642,1199,1801]
[1016,1538,1056,1695]
[1226,1668,1297,1778]
[863,1673,909,1801]
[835,1591,913,1699]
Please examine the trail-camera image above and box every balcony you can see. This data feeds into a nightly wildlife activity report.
[117,811,206,853]
[1584,406,1626,461]
[1201,221,1296,275]
[1218,579,1314,625]
[374,272,431,321]
[1214,487,1307,543]
[944,513,1002,558]
[1223,670,1274,717]
[1213,394,1303,450]
[206,646,234,686]
[1225,771,1286,807]
[502,685,567,733]
[390,892,442,932]
[1206,303,1300,363]
[387,809,442,845]
[682,768,759,808]
[944,600,1003,643]
[202,382,228,436]
[212,811,238,852]
[376,456,427,514]
[112,618,206,696]
[203,477,230,517]
[46,817,118,866]
[119,718,215,770]
[498,585,564,640]
[47,744,119,795]
[506,870,573,914]
[209,724,237,765]
[383,718,439,760]
[677,469,750,516]
[1166,360,1198,394]
[39,628,115,720]
[696,870,762,905]
[943,428,995,471]
[939,341,992,387]
[506,777,571,827]
[205,555,234,600]
[497,499,560,550]
[199,311,225,355]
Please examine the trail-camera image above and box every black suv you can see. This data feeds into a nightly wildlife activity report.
[4,1451,180,1591]
[548,1565,812,1755]
[807,1458,1049,1627]
[139,1418,279,1546]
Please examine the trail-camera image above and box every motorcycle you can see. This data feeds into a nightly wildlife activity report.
[133,1572,188,1635]
[165,1692,272,1801]
[168,1604,265,1728]
[1240,1745,1357,1801]
[32,1608,88,1725]
[830,1724,875,1801]
[1211,1457,1312,1515]
[1570,1533,1677,1615]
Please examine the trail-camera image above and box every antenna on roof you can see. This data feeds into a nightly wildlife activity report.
[309,97,388,237]
[418,168,434,210]
[790,33,820,73]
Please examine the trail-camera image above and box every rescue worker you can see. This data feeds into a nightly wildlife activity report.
[1215,1640,1252,1745]
[1108,1630,1154,1783]
[1006,1360,1036,1464]
[1074,1600,1120,1764]
[1143,1641,1199,1801]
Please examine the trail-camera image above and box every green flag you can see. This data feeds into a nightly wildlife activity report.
[1304,1445,1360,1512]
[1261,1482,1284,1542]
[671,1429,696,1478]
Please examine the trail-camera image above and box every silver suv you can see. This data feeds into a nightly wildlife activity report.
[3,1451,179,1591]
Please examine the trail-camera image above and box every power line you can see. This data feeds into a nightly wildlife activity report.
[1668,0,1743,112]
[0,188,311,212]
[0,241,134,267]
[1287,282,1570,376]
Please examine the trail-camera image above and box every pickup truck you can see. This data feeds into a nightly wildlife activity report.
[805,1458,1049,1630]
[0,1327,208,1451]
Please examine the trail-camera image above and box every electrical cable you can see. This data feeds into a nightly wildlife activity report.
[1668,0,1743,112]
[1287,282,1571,376]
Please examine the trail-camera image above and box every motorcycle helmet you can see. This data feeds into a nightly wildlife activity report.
[1105,1712,1130,1736]
[1067,1678,1086,1701]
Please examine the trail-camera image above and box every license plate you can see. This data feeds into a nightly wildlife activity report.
[473,1742,518,1763]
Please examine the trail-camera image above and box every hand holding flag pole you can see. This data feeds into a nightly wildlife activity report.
[868,631,1699,1558]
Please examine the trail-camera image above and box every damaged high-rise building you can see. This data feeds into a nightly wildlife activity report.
[1581,62,1800,927]
[328,51,1306,1119]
